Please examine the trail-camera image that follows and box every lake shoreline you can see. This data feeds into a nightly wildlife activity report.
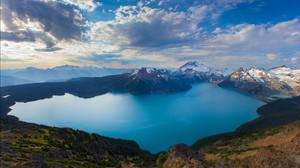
[7,83,263,153]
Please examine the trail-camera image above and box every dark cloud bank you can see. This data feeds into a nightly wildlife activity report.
[1,0,83,48]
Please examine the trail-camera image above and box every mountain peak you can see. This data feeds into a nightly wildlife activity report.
[25,66,39,70]
[269,65,289,71]
[180,61,209,72]
[181,61,205,68]
[130,67,160,77]
[139,67,156,74]
[53,65,80,70]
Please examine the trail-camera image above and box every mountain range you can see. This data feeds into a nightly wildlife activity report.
[219,66,300,100]
[1,61,300,116]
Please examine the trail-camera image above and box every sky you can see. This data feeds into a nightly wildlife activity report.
[1,0,300,69]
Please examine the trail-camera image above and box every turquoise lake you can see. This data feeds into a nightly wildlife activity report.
[9,83,264,153]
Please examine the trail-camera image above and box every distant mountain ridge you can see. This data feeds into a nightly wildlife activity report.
[0,75,33,87]
[1,65,132,85]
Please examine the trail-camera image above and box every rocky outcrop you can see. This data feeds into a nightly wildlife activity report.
[163,144,208,168]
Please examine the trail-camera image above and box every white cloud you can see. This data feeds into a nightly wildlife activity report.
[187,5,210,22]
[2,0,300,69]
[202,19,300,54]
[158,0,164,6]
[267,53,277,60]
[87,5,207,48]
[58,0,102,11]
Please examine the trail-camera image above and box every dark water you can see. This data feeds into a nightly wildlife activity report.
[10,83,263,153]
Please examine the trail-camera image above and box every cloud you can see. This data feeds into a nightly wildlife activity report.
[87,5,205,48]
[141,18,300,68]
[1,31,36,42]
[1,0,83,48]
[57,0,102,11]
[35,47,63,52]
[266,53,277,60]
[81,53,122,63]
[202,19,300,54]
[86,0,259,49]
[1,0,299,69]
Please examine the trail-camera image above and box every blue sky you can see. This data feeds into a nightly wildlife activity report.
[1,0,300,69]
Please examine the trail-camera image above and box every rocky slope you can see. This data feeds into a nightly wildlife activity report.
[163,121,300,168]
[219,67,300,98]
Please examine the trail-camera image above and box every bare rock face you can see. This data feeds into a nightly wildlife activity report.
[163,144,207,168]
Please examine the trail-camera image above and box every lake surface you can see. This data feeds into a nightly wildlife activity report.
[10,83,263,153]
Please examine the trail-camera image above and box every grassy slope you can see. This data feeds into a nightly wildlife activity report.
[199,121,300,167]
[0,115,156,168]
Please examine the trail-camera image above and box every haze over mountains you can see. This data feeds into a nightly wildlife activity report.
[1,66,132,86]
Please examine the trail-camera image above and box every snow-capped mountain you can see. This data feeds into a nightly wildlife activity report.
[180,61,211,72]
[2,61,299,98]
[219,66,300,97]
[269,66,300,88]
[179,61,234,76]
[175,61,235,83]
[116,67,191,94]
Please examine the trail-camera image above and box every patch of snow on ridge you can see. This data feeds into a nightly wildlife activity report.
[146,68,155,73]
[180,61,235,76]
[180,61,210,72]
[2,95,10,98]
[248,68,266,83]
[269,66,300,87]
[131,69,139,75]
